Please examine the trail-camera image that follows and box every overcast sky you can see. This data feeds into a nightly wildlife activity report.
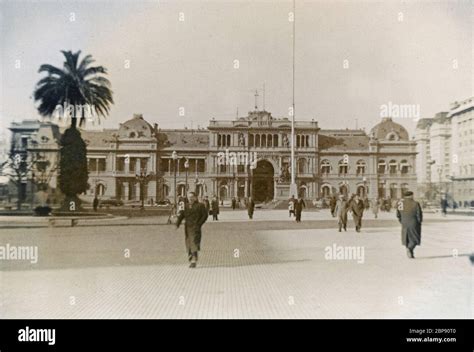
[0,0,472,137]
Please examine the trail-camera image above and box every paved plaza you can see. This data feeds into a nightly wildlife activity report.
[0,210,472,319]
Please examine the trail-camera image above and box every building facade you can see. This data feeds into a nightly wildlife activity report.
[10,110,417,206]
[415,96,474,204]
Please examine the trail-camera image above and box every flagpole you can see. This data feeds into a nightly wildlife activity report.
[289,0,297,198]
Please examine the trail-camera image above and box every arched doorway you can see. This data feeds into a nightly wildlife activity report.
[321,185,331,198]
[252,160,274,202]
[357,185,366,198]
[339,184,348,197]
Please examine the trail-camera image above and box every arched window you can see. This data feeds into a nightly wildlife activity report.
[400,160,409,174]
[386,132,399,141]
[339,184,348,197]
[268,134,273,147]
[306,135,310,147]
[262,134,266,147]
[378,159,386,174]
[298,158,307,174]
[357,185,366,197]
[162,184,169,198]
[249,134,254,147]
[227,134,231,147]
[356,160,366,175]
[321,185,331,197]
[389,160,398,175]
[217,134,221,147]
[389,183,398,199]
[321,159,331,174]
[255,134,260,147]
[95,183,106,196]
[273,134,278,147]
[296,135,300,148]
[177,184,186,197]
[338,159,348,175]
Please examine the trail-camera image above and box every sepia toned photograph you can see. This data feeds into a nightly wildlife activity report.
[0,0,472,341]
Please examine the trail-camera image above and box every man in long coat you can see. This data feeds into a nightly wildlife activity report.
[176,192,209,268]
[349,194,365,232]
[396,191,423,259]
[247,197,255,219]
[295,197,306,223]
[334,194,348,232]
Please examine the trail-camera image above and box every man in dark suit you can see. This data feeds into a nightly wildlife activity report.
[349,194,365,232]
[396,191,423,259]
[176,192,209,268]
[247,197,255,219]
[295,197,306,223]
[210,196,219,221]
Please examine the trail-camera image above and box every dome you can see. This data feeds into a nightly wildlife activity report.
[370,117,409,141]
[118,114,154,139]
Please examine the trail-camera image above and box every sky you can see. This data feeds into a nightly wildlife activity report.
[0,0,472,138]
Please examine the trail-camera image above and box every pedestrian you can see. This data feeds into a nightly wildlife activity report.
[211,196,219,221]
[349,194,365,232]
[371,198,380,219]
[288,195,296,217]
[247,196,255,219]
[93,195,99,212]
[363,197,370,210]
[176,192,209,268]
[440,194,448,216]
[334,194,348,232]
[231,197,237,210]
[295,197,306,223]
[396,191,423,259]
[329,195,337,217]
[203,196,210,215]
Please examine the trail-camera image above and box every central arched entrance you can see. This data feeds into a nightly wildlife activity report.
[252,160,274,202]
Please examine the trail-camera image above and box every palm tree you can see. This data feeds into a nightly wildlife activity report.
[34,50,114,127]
[33,51,113,211]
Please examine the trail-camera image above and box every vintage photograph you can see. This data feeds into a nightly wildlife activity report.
[0,0,472,330]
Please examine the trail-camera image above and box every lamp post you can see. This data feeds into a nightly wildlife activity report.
[184,158,189,193]
[172,151,178,206]
[135,168,154,210]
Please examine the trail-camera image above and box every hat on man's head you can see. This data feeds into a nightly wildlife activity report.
[403,191,413,197]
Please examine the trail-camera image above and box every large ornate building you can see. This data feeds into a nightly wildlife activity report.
[9,109,417,205]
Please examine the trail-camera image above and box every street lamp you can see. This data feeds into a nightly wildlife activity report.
[172,151,178,206]
[135,168,154,210]
[184,158,189,193]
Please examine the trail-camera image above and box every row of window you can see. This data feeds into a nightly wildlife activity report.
[216,133,312,148]
[160,158,206,173]
[320,159,410,175]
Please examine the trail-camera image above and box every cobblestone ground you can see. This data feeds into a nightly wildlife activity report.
[0,210,472,319]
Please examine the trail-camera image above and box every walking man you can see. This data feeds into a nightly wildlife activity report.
[349,194,365,232]
[231,197,237,210]
[440,194,448,217]
[247,197,255,219]
[396,191,423,259]
[329,195,337,217]
[334,194,348,232]
[211,196,219,221]
[176,192,209,268]
[371,197,380,219]
[295,197,306,223]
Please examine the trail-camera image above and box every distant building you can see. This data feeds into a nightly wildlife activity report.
[415,96,474,205]
[10,109,417,206]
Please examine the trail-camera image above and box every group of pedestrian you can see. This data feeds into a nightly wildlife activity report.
[175,188,424,268]
[288,195,306,222]
[333,194,365,232]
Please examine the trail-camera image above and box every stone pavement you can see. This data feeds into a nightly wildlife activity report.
[0,209,472,319]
